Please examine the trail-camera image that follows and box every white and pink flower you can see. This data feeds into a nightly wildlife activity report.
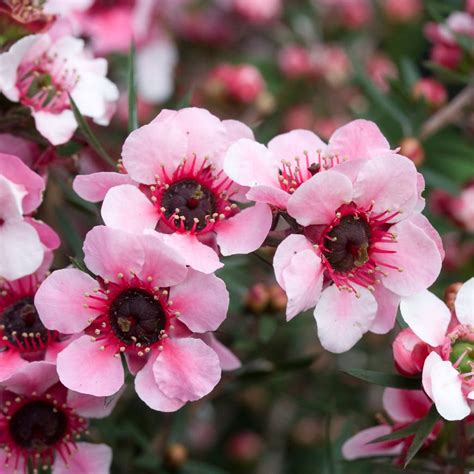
[35,225,239,411]
[244,142,443,352]
[0,361,114,473]
[74,108,273,274]
[0,153,59,280]
[342,388,441,464]
[0,33,119,145]
[400,278,474,420]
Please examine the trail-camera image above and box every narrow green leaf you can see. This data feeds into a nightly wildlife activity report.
[127,41,138,132]
[370,420,422,444]
[68,94,115,167]
[176,89,193,109]
[342,369,422,390]
[404,405,440,467]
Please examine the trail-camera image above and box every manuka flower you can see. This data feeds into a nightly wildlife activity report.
[74,107,272,273]
[224,119,395,210]
[0,153,59,280]
[342,388,442,465]
[400,278,474,420]
[0,264,70,382]
[0,361,114,474]
[0,33,119,145]
[271,154,443,352]
[35,225,238,411]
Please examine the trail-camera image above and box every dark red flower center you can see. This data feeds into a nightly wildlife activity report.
[109,288,166,346]
[323,215,371,272]
[1,297,52,350]
[161,179,216,232]
[9,400,68,450]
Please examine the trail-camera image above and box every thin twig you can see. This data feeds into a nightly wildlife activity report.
[420,84,474,140]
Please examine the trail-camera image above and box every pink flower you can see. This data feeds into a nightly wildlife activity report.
[382,0,423,22]
[318,0,373,29]
[0,361,114,473]
[412,78,448,108]
[366,53,398,92]
[425,11,474,69]
[233,0,281,23]
[261,151,442,352]
[312,44,351,86]
[278,45,314,79]
[35,225,238,411]
[74,108,273,274]
[0,33,119,145]
[342,388,441,464]
[0,153,59,280]
[400,278,474,420]
[204,63,265,104]
[0,265,71,383]
[224,119,395,211]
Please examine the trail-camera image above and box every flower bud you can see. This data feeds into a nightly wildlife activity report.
[444,282,463,312]
[226,431,263,463]
[268,284,287,312]
[399,137,425,167]
[163,443,188,470]
[245,283,270,314]
[412,78,448,108]
[393,328,430,375]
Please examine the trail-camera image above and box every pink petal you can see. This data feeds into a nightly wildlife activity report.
[73,172,136,203]
[383,388,431,424]
[287,170,353,226]
[67,388,124,419]
[224,139,280,189]
[409,213,444,261]
[33,109,77,145]
[314,285,377,353]
[35,268,99,334]
[57,335,124,396]
[170,269,228,333]
[101,184,158,232]
[0,350,29,383]
[26,218,60,251]
[400,290,450,346]
[379,218,442,296]
[2,361,57,395]
[135,356,185,412]
[455,278,474,326]
[281,248,324,320]
[327,119,391,161]
[139,231,188,287]
[83,225,144,281]
[154,337,221,402]
[353,155,418,219]
[0,153,44,213]
[0,174,26,220]
[200,334,241,371]
[0,220,43,280]
[223,119,254,141]
[370,285,400,334]
[161,233,223,274]
[54,443,112,474]
[423,352,470,421]
[246,185,290,209]
[273,234,314,289]
[122,121,187,184]
[342,425,402,460]
[216,203,272,256]
[268,129,327,165]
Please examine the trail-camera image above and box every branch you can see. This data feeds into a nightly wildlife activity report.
[420,84,474,140]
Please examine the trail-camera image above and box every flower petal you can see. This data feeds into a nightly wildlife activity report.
[33,110,77,146]
[101,184,158,232]
[154,338,221,402]
[400,290,450,346]
[370,284,400,335]
[216,203,272,256]
[2,361,57,395]
[0,350,29,383]
[455,278,474,326]
[54,443,112,474]
[314,285,377,353]
[287,170,353,226]
[200,334,241,371]
[170,269,228,333]
[35,268,100,333]
[73,172,136,203]
[382,388,431,423]
[57,335,124,396]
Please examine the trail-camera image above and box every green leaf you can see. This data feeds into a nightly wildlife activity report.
[370,420,422,444]
[176,89,193,109]
[342,369,422,390]
[127,41,138,132]
[68,94,115,167]
[258,315,278,342]
[404,405,440,467]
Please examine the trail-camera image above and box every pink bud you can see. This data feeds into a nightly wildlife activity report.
[226,431,263,463]
[278,45,313,78]
[393,328,430,376]
[412,78,448,108]
[431,43,463,69]
[382,0,423,22]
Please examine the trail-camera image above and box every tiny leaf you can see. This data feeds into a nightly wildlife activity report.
[127,41,138,132]
[342,369,422,390]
